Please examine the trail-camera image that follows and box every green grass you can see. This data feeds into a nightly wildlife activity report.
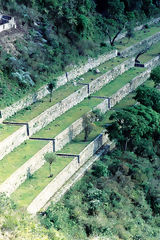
[0,124,20,142]
[77,57,125,84]
[11,126,102,208]
[138,41,160,63]
[0,57,127,141]
[0,140,46,184]
[116,24,160,51]
[11,154,74,208]
[8,57,127,123]
[34,67,145,138]
[8,83,80,123]
[0,67,146,189]
[11,78,151,208]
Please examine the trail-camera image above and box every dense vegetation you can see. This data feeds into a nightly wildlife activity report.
[40,79,160,240]
[0,193,65,240]
[0,0,160,107]
[0,1,160,239]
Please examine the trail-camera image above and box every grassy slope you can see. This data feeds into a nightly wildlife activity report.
[39,80,159,240]
[1,21,160,110]
[10,67,145,207]
[0,56,126,142]
[0,67,146,187]
[138,40,160,63]
[116,23,160,50]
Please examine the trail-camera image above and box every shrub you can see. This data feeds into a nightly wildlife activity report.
[92,161,109,178]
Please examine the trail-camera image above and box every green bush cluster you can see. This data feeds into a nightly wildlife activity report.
[40,150,160,240]
[0,193,65,240]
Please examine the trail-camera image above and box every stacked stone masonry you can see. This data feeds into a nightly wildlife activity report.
[27,132,110,215]
[26,68,153,215]
[119,32,160,57]
[0,58,134,160]
[0,50,117,122]
[0,16,160,121]
[0,67,153,198]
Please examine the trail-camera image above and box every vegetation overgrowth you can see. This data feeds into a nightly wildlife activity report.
[0,1,160,239]
[0,0,160,108]
[40,79,160,240]
[0,193,65,240]
[0,67,144,188]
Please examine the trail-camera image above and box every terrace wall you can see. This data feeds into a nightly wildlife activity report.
[0,50,117,122]
[0,68,151,197]
[115,16,160,42]
[27,68,152,215]
[29,58,134,136]
[1,16,160,121]
[119,32,160,57]
[27,131,110,215]
[0,58,133,160]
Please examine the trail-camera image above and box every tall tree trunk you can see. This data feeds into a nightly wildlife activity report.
[124,138,129,152]
[50,92,52,102]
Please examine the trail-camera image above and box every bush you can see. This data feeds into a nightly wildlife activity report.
[92,161,109,178]
[150,66,160,87]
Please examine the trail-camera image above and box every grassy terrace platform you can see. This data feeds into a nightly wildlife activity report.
[115,23,160,51]
[33,67,145,138]
[11,127,102,208]
[0,67,145,189]
[11,79,152,208]
[138,41,160,63]
[0,56,127,142]
[76,57,125,84]
[8,57,126,123]
[0,124,20,142]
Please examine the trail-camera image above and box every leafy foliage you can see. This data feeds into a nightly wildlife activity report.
[44,152,57,177]
[134,85,160,113]
[150,66,160,87]
[40,150,160,240]
[0,193,65,240]
[83,114,94,141]
[106,104,160,155]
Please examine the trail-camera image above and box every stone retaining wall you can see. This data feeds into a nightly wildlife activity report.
[144,55,160,68]
[119,32,160,57]
[89,58,135,94]
[29,58,134,136]
[0,67,151,197]
[1,16,160,121]
[0,125,28,161]
[28,85,88,136]
[0,50,117,122]
[0,58,133,160]
[27,131,110,215]
[0,141,53,196]
[115,16,160,42]
[27,68,153,215]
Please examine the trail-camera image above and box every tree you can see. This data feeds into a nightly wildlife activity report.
[150,66,160,87]
[105,0,126,46]
[106,105,160,152]
[106,17,126,46]
[44,152,57,178]
[135,43,152,63]
[83,114,94,141]
[134,85,160,113]
[47,79,56,102]
[126,23,135,43]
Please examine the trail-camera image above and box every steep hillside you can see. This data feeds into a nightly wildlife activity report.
[0,193,65,240]
[40,89,160,240]
[0,0,160,108]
